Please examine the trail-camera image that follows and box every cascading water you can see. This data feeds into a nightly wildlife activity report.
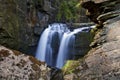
[35,23,69,67]
[56,27,92,68]
[36,23,95,68]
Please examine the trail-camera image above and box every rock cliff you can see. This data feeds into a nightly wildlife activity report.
[0,0,64,54]
[1,0,120,80]
[0,0,89,55]
[64,0,120,80]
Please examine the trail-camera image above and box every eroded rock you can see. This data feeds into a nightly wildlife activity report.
[0,46,50,80]
[64,0,120,79]
[81,0,120,24]
[64,17,120,80]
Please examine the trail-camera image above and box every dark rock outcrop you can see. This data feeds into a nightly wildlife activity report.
[74,30,94,58]
[81,0,120,25]
[0,0,55,54]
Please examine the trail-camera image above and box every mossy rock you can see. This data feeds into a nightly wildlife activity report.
[62,60,79,75]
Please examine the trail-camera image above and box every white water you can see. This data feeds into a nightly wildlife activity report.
[35,23,69,66]
[36,23,95,68]
[56,27,91,68]
[35,28,50,61]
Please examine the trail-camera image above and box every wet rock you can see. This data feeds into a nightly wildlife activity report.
[49,67,64,80]
[75,31,94,58]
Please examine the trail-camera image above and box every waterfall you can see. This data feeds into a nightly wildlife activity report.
[36,23,95,68]
[35,23,69,66]
[56,27,91,68]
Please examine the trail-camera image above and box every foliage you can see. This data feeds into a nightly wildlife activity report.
[56,0,81,22]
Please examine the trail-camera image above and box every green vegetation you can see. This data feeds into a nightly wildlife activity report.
[62,60,79,74]
[56,0,81,22]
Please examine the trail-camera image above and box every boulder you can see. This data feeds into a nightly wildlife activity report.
[0,45,50,80]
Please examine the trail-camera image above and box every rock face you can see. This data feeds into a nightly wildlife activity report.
[67,23,95,59]
[81,0,120,24]
[73,20,120,80]
[64,0,120,80]
[0,0,89,55]
[0,45,50,80]
[0,0,58,55]
[74,28,94,58]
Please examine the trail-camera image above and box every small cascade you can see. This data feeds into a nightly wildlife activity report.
[56,27,91,68]
[36,23,95,68]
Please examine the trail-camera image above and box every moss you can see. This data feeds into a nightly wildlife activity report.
[62,60,79,75]
[91,27,98,33]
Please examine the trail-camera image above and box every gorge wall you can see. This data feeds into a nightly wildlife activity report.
[0,0,54,55]
[64,0,120,80]
[0,0,120,80]
[0,0,89,55]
